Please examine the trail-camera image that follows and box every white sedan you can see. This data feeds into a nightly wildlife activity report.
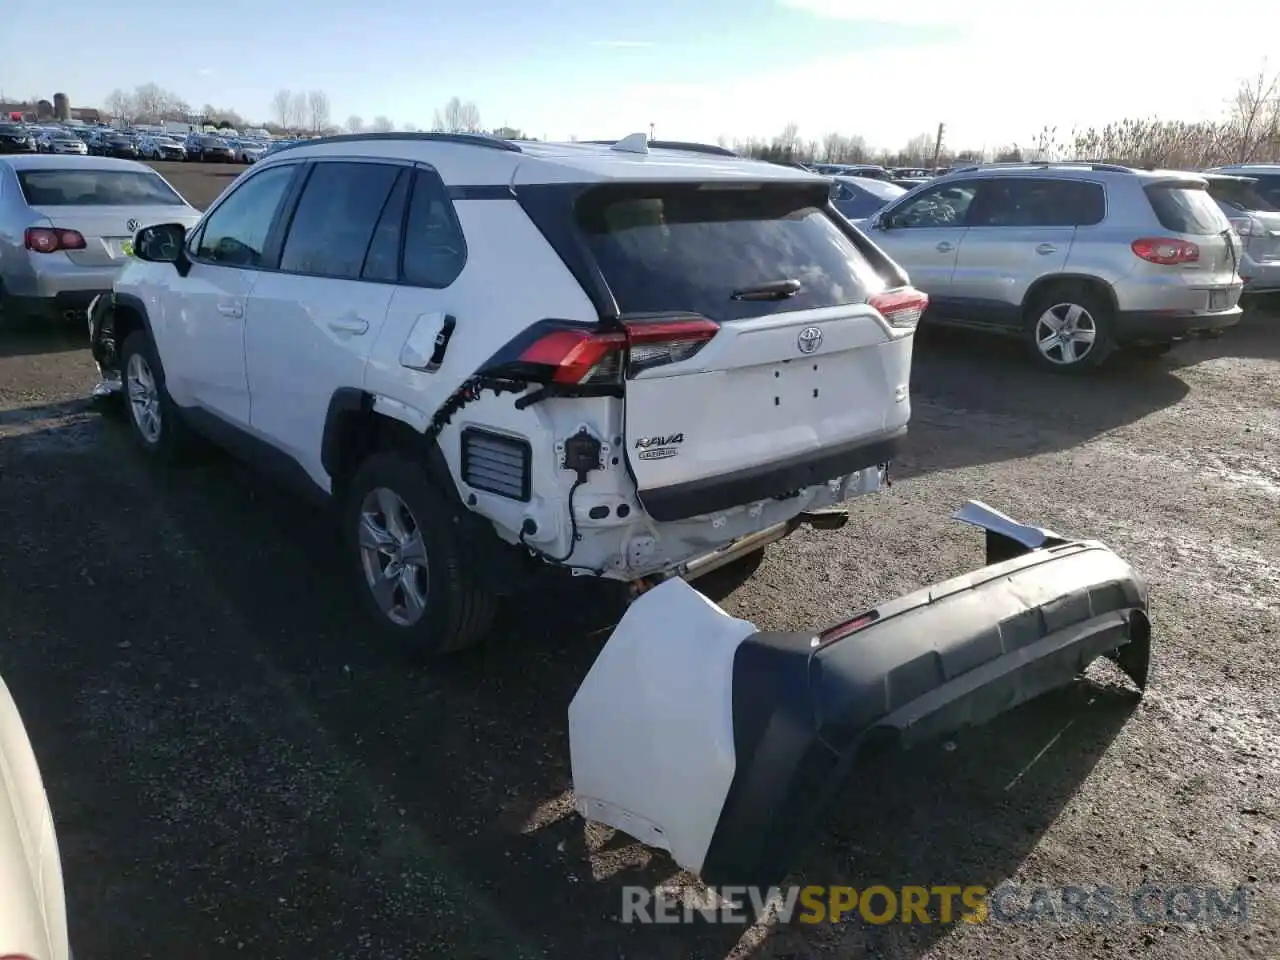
[0,675,70,960]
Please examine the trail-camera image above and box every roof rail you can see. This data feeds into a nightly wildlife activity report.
[269,131,522,155]
[584,138,738,157]
[949,160,1134,175]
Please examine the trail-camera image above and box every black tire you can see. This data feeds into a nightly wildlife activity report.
[118,330,193,460]
[1024,284,1116,373]
[343,451,497,659]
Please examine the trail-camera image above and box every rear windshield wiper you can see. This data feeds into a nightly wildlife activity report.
[730,279,802,301]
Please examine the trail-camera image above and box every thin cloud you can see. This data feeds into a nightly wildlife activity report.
[591,40,655,48]
[197,68,214,76]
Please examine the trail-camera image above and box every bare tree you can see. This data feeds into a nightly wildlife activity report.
[307,90,330,134]
[432,96,482,133]
[371,115,394,133]
[290,92,308,131]
[403,123,418,133]
[346,115,364,134]
[271,89,293,129]
[1227,69,1280,162]
[900,131,935,164]
[105,88,135,123]
[132,82,185,122]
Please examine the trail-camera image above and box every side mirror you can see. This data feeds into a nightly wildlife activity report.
[870,212,887,230]
[133,223,186,265]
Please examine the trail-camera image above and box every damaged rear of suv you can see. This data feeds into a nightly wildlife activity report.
[89,132,1152,892]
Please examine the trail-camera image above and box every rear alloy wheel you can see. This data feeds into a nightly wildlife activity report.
[1025,288,1114,373]
[345,452,496,659]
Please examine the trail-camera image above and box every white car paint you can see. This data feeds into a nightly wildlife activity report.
[569,576,751,873]
[108,135,917,577]
[0,676,69,960]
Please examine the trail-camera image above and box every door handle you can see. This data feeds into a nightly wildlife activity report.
[1035,243,1058,255]
[328,317,370,335]
[216,303,243,318]
[936,241,954,253]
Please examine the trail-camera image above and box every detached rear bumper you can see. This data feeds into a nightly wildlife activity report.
[569,502,1151,892]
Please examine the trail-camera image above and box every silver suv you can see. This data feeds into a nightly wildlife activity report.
[858,162,1244,371]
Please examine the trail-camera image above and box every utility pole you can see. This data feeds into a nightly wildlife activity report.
[931,122,945,169]
[650,122,655,140]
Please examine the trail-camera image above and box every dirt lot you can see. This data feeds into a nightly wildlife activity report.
[0,161,1276,960]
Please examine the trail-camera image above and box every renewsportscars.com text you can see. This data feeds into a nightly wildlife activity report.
[621,883,1255,926]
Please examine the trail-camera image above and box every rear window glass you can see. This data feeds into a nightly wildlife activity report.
[17,170,185,206]
[575,184,886,322]
[1144,183,1230,235]
[1244,174,1280,208]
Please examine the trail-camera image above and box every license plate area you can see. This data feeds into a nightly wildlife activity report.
[1208,289,1229,310]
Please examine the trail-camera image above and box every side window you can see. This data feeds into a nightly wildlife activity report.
[1056,181,1106,226]
[401,169,467,288]
[279,162,402,280]
[886,181,977,228]
[967,178,1105,228]
[194,164,295,267]
[361,168,411,282]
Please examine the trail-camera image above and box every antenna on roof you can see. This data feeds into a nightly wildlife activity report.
[612,132,650,155]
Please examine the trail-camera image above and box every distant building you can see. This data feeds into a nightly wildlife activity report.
[0,96,101,123]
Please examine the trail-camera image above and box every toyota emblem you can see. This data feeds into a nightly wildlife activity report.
[797,326,823,354]
[126,219,140,232]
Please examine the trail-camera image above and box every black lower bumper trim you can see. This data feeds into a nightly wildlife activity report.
[1113,307,1242,342]
[699,539,1151,891]
[636,428,905,522]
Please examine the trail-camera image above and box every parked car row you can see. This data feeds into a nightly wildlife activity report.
[9,119,283,165]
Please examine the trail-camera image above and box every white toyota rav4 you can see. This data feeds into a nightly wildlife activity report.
[89,133,1152,893]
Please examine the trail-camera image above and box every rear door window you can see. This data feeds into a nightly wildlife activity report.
[279,161,403,279]
[967,178,1105,227]
[1144,183,1230,235]
[575,183,886,322]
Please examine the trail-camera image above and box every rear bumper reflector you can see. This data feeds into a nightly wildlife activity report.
[569,501,1151,891]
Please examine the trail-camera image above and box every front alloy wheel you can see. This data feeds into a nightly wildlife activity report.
[1035,302,1097,367]
[357,487,431,627]
[126,351,162,445]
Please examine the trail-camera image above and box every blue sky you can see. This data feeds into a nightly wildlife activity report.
[2,0,1275,150]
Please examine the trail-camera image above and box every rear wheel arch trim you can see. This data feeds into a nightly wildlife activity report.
[1021,274,1118,318]
[321,389,456,502]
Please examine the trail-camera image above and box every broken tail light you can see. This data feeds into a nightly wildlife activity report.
[869,287,929,329]
[481,316,720,386]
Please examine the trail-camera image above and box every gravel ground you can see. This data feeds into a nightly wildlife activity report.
[0,162,1276,960]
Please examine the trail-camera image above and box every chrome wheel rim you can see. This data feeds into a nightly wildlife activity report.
[358,487,430,626]
[1035,302,1097,365]
[125,352,162,444]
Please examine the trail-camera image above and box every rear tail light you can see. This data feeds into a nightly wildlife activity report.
[1131,237,1199,265]
[24,226,87,253]
[869,287,929,329]
[1229,217,1263,238]
[503,316,720,386]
